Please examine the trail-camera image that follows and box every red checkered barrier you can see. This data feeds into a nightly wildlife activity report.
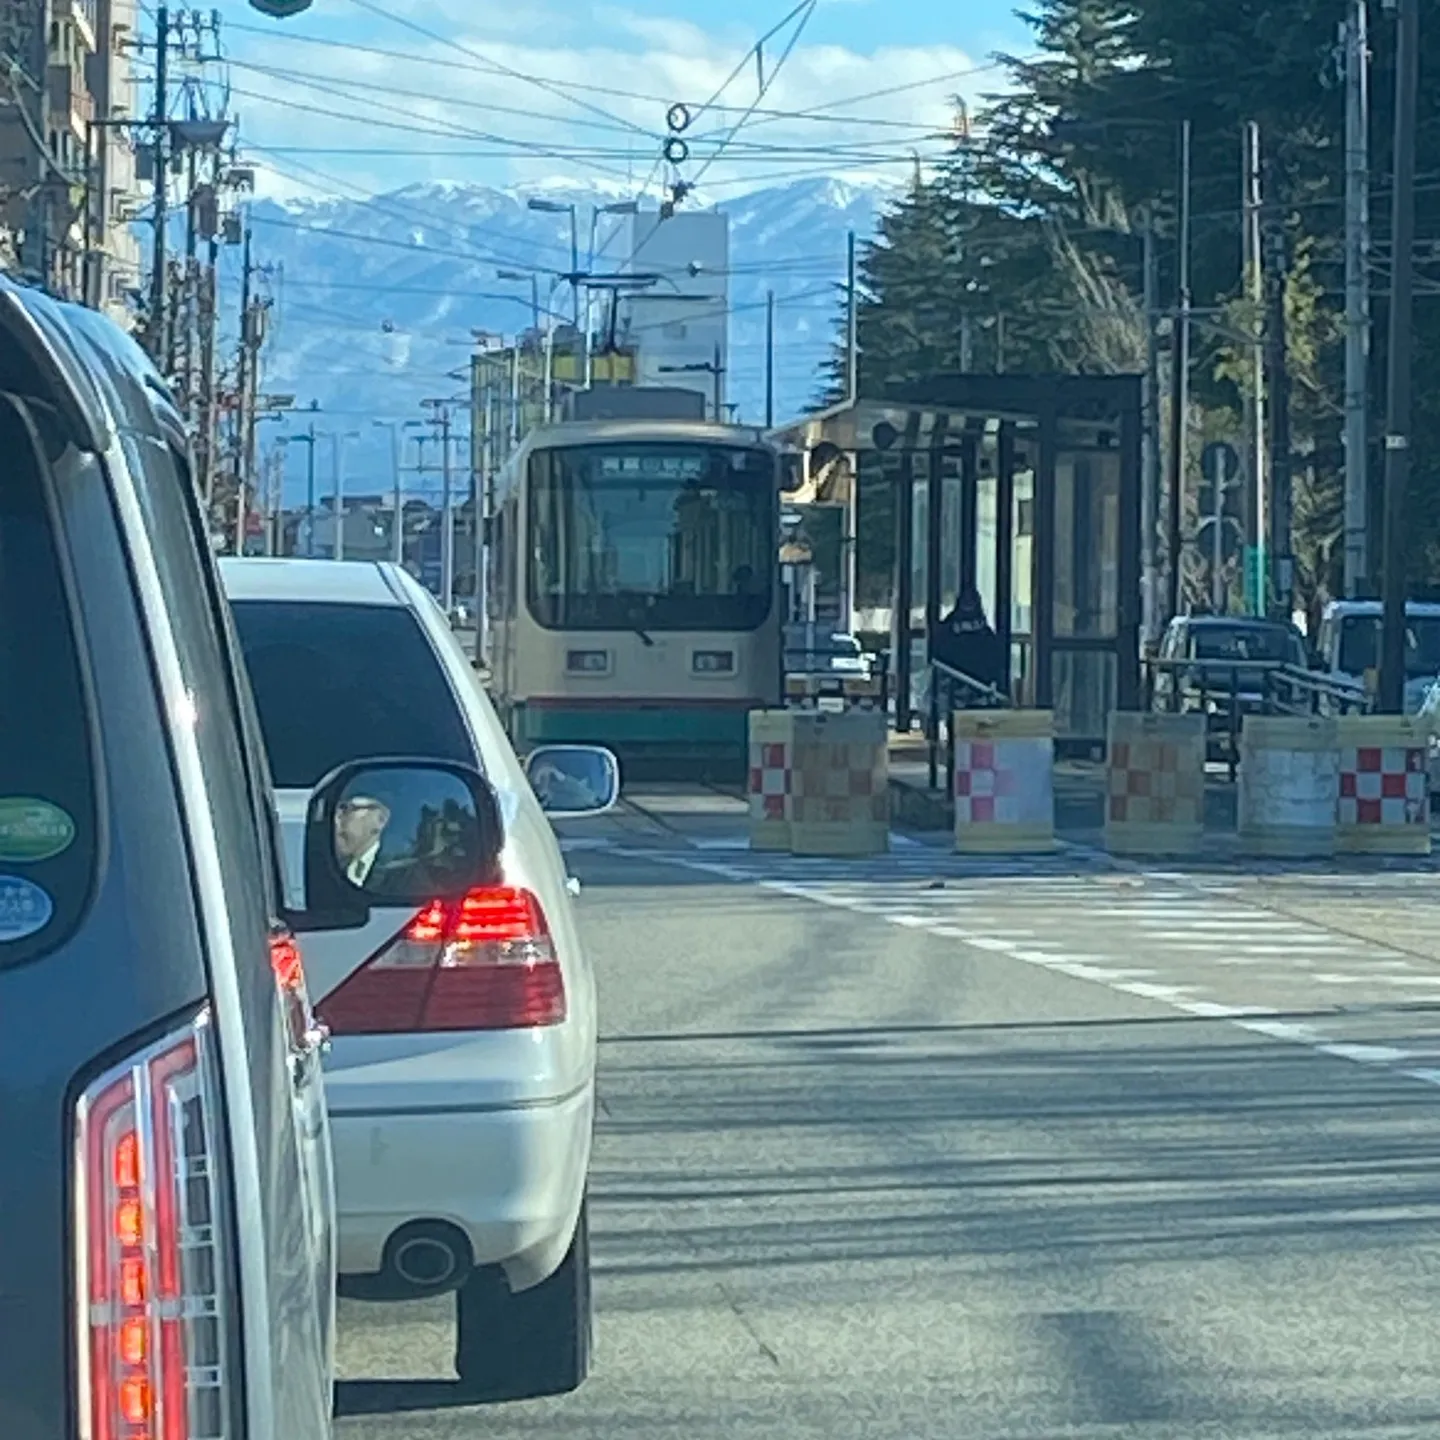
[748,740,791,822]
[952,711,1055,853]
[747,711,794,850]
[1104,712,1206,855]
[1338,744,1428,829]
[787,710,888,856]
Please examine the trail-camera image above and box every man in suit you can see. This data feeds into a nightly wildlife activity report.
[333,796,391,888]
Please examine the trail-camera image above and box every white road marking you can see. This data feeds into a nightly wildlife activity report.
[602,841,1440,1096]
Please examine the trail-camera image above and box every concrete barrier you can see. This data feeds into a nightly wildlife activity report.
[788,709,889,857]
[1237,715,1339,857]
[1336,715,1431,855]
[952,709,1056,853]
[1104,711,1206,856]
[746,709,793,851]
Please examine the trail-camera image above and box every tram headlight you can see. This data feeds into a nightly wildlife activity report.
[566,649,610,674]
[693,650,735,675]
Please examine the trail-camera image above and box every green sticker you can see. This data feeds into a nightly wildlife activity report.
[0,798,76,862]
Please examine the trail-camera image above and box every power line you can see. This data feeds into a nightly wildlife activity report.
[220,17,1009,131]
[342,0,657,141]
[688,1,819,190]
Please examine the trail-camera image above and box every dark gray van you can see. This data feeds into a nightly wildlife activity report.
[0,280,505,1439]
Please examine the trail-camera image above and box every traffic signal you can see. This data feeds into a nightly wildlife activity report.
[248,0,313,15]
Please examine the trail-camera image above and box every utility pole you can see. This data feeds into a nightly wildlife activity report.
[1243,121,1268,616]
[288,422,318,557]
[1380,0,1419,714]
[231,225,263,557]
[1264,149,1294,623]
[330,433,346,562]
[1141,207,1161,644]
[765,289,775,429]
[476,362,493,665]
[1343,0,1372,596]
[424,399,456,612]
[195,153,221,508]
[1165,119,1192,624]
[845,229,858,403]
[147,5,170,365]
[181,145,198,413]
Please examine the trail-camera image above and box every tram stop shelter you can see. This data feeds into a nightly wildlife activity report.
[771,374,1143,755]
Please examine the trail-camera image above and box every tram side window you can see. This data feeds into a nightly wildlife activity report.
[490,506,508,620]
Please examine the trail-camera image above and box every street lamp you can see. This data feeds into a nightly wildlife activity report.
[372,420,407,564]
[527,197,580,322]
[496,269,542,333]
[318,430,360,560]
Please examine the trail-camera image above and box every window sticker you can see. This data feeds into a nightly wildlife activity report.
[0,798,76,863]
[0,875,54,941]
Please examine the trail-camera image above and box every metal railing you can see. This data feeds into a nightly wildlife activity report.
[923,658,1011,791]
[1142,656,1372,779]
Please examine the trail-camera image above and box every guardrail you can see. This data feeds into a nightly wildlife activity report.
[1142,657,1372,779]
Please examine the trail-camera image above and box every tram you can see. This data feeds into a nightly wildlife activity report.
[485,417,786,772]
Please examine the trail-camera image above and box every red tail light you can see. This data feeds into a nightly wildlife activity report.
[76,1010,231,1440]
[318,885,566,1035]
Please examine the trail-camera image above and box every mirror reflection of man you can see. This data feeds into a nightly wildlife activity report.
[528,756,601,812]
[334,796,391,886]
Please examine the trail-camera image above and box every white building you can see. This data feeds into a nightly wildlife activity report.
[617,207,729,420]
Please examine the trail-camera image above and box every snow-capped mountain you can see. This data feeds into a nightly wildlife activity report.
[233,177,892,501]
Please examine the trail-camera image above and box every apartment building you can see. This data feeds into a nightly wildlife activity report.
[0,0,140,323]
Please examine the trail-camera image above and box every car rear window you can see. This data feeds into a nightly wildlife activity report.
[1190,626,1300,664]
[228,600,474,790]
[0,397,97,966]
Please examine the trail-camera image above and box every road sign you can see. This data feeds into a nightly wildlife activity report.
[1243,545,1268,615]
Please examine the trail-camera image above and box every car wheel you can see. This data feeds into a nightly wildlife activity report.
[454,1200,592,1400]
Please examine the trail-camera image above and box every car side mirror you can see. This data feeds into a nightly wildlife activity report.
[523,744,621,818]
[294,757,503,931]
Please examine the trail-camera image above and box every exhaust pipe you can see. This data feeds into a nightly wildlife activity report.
[377,1221,473,1298]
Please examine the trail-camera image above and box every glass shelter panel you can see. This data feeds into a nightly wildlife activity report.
[1054,448,1121,639]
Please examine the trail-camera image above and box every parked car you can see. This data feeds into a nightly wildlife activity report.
[1153,615,1312,751]
[220,556,618,1399]
[0,282,361,1440]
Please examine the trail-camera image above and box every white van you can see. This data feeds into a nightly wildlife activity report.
[1311,599,1440,714]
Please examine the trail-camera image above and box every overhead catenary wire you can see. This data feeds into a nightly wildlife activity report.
[220,18,1010,132]
[342,0,658,141]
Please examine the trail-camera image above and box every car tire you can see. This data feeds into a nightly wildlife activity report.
[453,1200,592,1400]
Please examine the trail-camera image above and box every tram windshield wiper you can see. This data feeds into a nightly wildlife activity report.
[633,626,655,647]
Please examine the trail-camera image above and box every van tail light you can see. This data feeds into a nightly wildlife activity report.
[318,885,566,1036]
[75,1008,232,1440]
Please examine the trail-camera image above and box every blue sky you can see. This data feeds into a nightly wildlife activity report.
[200,0,1034,202]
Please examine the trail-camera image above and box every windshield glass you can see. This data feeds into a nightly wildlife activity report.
[526,443,775,631]
[228,601,473,789]
[1337,614,1440,678]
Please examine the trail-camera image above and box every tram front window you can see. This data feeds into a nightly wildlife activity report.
[527,443,774,631]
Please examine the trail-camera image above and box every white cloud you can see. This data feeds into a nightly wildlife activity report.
[229,9,990,206]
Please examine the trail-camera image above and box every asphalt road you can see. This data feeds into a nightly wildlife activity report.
[334,789,1440,1439]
